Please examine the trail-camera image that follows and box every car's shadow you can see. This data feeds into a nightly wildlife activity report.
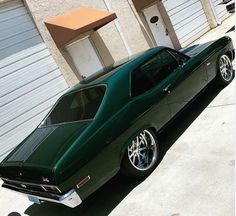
[12,83,222,216]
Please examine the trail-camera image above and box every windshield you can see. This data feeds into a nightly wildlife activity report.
[40,86,106,126]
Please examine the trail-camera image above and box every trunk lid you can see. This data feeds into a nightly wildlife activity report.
[0,121,91,183]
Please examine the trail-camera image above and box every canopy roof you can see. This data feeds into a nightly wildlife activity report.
[45,7,116,47]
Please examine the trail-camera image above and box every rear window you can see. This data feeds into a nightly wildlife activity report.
[40,86,106,126]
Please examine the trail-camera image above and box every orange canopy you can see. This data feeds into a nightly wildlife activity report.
[45,7,117,47]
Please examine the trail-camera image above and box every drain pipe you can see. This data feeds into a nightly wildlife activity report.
[103,0,133,58]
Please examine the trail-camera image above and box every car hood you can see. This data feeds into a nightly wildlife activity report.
[3,121,91,168]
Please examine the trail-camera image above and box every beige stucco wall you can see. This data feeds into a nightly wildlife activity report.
[19,0,150,86]
[108,0,150,54]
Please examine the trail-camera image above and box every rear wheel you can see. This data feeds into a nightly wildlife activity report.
[216,54,234,86]
[121,129,159,177]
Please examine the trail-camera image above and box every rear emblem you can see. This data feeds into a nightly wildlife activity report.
[21,184,27,188]
[42,177,50,183]
[19,172,22,176]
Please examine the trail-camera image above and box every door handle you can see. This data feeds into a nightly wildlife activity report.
[163,84,171,94]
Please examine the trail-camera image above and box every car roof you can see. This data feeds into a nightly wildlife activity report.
[67,46,165,94]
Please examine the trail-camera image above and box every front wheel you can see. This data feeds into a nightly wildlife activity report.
[216,54,234,86]
[121,129,159,178]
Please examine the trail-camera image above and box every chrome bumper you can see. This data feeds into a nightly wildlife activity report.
[27,189,82,208]
[2,181,82,208]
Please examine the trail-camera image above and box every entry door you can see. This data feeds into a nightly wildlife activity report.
[143,4,174,48]
[66,37,104,78]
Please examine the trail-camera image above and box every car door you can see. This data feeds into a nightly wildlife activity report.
[161,49,208,117]
[129,56,172,131]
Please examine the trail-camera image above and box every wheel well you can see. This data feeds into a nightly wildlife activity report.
[148,126,158,137]
[225,51,232,60]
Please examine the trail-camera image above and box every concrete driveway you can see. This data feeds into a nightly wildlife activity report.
[0,15,235,216]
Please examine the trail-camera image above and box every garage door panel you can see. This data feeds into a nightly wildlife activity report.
[164,0,189,11]
[0,80,68,139]
[0,109,51,159]
[211,0,229,21]
[0,69,62,107]
[0,56,57,95]
[0,43,46,69]
[0,76,68,131]
[0,75,67,123]
[0,0,22,12]
[0,97,54,139]
[175,14,208,37]
[0,52,54,83]
[0,14,31,31]
[0,35,42,59]
[1,85,66,136]
[0,48,49,78]
[0,20,35,40]
[167,0,199,16]
[0,29,40,51]
[0,6,27,23]
[163,0,210,46]
[175,11,205,30]
[180,23,209,44]
[0,1,68,159]
[172,8,204,26]
[170,2,204,25]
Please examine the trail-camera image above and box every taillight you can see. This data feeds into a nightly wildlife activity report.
[76,176,90,189]
[41,185,61,194]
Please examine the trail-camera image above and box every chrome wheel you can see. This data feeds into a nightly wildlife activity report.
[128,129,157,171]
[219,55,233,82]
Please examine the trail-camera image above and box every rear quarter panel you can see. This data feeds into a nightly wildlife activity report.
[199,36,233,81]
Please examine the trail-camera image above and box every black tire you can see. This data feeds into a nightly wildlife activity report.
[121,128,159,178]
[216,54,234,86]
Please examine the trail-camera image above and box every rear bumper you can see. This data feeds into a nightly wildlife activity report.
[27,189,82,208]
[2,182,82,208]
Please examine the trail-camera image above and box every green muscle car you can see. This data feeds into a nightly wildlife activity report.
[0,36,234,208]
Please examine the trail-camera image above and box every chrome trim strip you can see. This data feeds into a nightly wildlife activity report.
[3,182,41,194]
[41,185,61,193]
[2,178,60,190]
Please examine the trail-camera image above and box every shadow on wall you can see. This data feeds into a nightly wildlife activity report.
[8,82,222,216]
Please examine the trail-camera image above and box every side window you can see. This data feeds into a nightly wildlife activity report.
[168,50,189,65]
[131,50,179,97]
[131,67,156,97]
[155,50,179,83]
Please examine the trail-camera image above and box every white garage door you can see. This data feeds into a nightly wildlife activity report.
[0,1,69,160]
[163,0,210,47]
[211,0,230,22]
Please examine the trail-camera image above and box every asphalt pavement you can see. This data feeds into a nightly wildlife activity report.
[0,15,235,216]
